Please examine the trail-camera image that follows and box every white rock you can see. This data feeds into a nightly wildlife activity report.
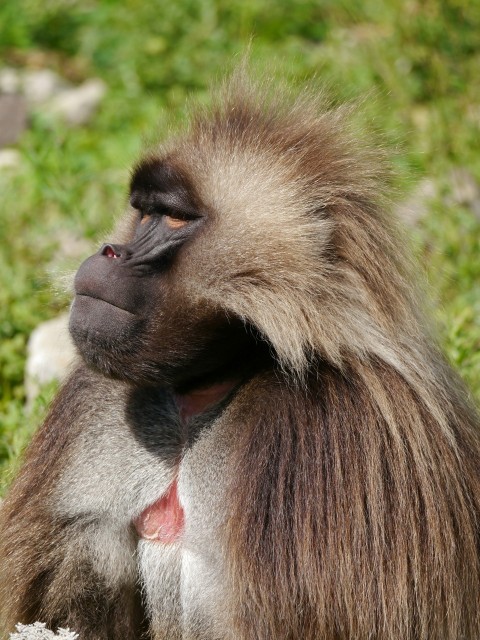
[25,313,77,405]
[0,148,21,169]
[23,69,66,104]
[10,622,78,639]
[49,78,106,125]
[0,67,21,94]
[0,94,28,147]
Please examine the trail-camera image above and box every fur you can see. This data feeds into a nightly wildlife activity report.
[1,77,479,639]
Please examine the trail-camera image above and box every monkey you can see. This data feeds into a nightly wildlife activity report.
[1,76,480,640]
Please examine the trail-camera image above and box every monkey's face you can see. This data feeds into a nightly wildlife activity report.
[69,159,261,389]
[69,101,343,386]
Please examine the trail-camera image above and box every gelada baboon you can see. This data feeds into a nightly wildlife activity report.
[1,76,479,640]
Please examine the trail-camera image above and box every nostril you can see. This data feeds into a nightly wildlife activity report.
[101,244,120,259]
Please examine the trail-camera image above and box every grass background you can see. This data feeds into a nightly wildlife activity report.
[0,0,479,492]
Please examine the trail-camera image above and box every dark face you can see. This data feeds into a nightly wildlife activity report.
[69,159,261,389]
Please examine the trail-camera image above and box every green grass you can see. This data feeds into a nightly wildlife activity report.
[1,0,480,492]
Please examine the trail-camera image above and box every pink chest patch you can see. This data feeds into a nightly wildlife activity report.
[134,478,184,543]
[134,381,238,543]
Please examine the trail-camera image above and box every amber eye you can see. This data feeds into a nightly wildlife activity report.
[138,209,196,229]
[164,214,190,229]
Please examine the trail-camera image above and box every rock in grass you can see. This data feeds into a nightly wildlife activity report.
[49,78,106,126]
[25,313,77,406]
[0,94,28,148]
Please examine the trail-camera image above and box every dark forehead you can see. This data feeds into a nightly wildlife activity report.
[129,157,202,212]
[130,158,188,194]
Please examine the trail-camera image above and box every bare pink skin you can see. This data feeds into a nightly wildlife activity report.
[134,478,184,543]
[134,380,238,543]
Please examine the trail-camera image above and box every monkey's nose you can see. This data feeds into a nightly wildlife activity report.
[101,244,121,259]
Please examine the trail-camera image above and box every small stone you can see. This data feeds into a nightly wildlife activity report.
[0,148,21,169]
[0,95,28,148]
[23,69,66,104]
[49,78,106,126]
[0,67,21,94]
[25,313,77,405]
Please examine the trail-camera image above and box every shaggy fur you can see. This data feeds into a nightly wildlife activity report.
[1,77,479,639]
[169,81,480,638]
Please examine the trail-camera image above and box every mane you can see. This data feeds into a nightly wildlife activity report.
[173,79,452,397]
[170,78,480,638]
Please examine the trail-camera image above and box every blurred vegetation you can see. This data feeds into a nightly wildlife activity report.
[1,0,480,491]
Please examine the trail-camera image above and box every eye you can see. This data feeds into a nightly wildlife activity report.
[137,211,185,228]
[136,207,199,229]
[164,214,191,230]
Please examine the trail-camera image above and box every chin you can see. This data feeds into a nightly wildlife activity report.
[69,294,146,380]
